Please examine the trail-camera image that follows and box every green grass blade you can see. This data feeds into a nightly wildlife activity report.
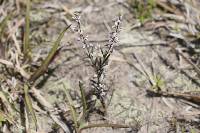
[29,25,71,82]
[79,81,87,120]
[24,83,37,130]
[62,83,79,130]
[0,14,11,39]
[23,0,31,56]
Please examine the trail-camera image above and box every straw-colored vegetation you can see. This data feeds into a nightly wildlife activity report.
[0,0,200,132]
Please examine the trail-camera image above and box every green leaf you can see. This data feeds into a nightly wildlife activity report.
[79,81,87,120]
[62,83,79,130]
[148,0,156,7]
[24,83,37,130]
[29,25,71,82]
[23,0,31,56]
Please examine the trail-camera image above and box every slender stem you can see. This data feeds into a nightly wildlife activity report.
[78,123,137,133]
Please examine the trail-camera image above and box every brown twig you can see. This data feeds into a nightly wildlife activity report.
[169,43,200,77]
[147,89,200,104]
[78,122,139,133]
[156,0,181,15]
[31,87,71,133]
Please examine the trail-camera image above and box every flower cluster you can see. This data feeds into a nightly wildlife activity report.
[73,13,122,104]
[106,15,122,54]
[72,13,94,58]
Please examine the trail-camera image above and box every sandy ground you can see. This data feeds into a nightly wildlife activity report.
[1,0,200,132]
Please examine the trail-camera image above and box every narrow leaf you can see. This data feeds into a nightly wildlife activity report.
[29,25,71,82]
[23,0,31,56]
[62,83,79,130]
[79,81,87,120]
[24,83,37,130]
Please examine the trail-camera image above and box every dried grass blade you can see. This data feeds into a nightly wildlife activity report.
[0,110,15,125]
[0,14,11,39]
[0,90,18,114]
[29,25,70,82]
[147,89,200,104]
[78,123,139,133]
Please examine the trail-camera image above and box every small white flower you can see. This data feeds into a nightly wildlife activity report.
[11,77,17,88]
[100,91,106,97]
[84,35,88,41]
[89,43,93,47]
[71,25,78,32]
[77,37,81,41]
[82,44,86,49]
[72,14,81,22]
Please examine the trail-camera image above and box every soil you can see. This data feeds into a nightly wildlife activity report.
[1,0,200,132]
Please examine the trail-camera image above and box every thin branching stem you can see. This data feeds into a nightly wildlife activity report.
[73,13,122,105]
